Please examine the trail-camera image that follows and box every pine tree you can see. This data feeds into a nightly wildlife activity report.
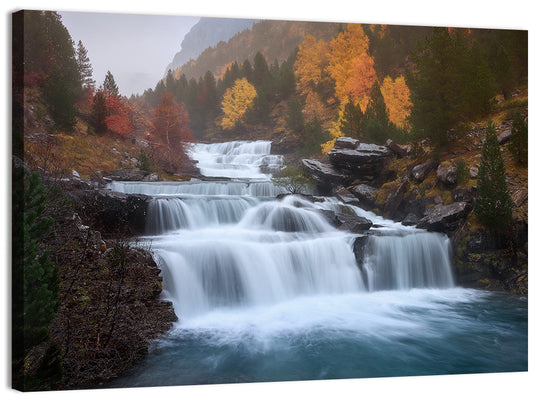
[43,66,77,131]
[474,123,513,230]
[76,40,95,89]
[362,81,396,144]
[340,99,364,138]
[103,71,119,96]
[12,168,61,390]
[285,98,305,135]
[509,111,528,167]
[90,87,108,134]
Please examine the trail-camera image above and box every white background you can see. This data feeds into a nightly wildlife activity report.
[2,1,531,398]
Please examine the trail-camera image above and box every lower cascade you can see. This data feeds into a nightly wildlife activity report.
[107,140,527,387]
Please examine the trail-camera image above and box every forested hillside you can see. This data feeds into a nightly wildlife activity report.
[165,17,258,74]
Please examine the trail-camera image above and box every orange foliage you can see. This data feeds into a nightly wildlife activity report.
[151,92,193,172]
[302,91,329,124]
[104,95,133,137]
[345,52,377,113]
[327,23,370,105]
[380,75,412,128]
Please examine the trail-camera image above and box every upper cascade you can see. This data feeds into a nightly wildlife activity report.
[187,141,284,179]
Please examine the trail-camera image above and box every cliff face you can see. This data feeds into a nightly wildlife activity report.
[165,17,258,74]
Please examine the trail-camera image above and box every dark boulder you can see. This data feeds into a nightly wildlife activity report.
[301,158,350,193]
[436,162,457,186]
[451,187,475,203]
[349,184,377,208]
[497,129,512,144]
[328,142,391,179]
[334,136,360,150]
[107,168,150,181]
[334,187,360,205]
[401,213,420,226]
[411,159,439,182]
[336,213,373,233]
[416,202,470,233]
[353,235,370,266]
[386,139,408,158]
[71,190,150,237]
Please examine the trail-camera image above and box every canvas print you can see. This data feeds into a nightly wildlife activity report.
[11,9,528,392]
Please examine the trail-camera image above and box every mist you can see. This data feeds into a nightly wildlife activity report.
[59,11,200,97]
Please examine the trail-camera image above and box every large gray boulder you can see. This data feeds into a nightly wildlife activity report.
[335,213,373,233]
[436,163,457,186]
[349,184,377,208]
[416,202,470,233]
[328,141,391,182]
[301,159,350,192]
[411,159,439,182]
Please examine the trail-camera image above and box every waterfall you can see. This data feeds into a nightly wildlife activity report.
[362,232,455,291]
[108,140,456,319]
[107,140,528,388]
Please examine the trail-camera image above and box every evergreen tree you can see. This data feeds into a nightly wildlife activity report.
[90,87,108,134]
[302,116,329,156]
[103,71,119,96]
[285,98,305,134]
[340,99,364,138]
[43,66,78,131]
[509,111,528,167]
[76,40,95,89]
[407,28,496,151]
[12,168,61,390]
[362,82,398,144]
[278,60,296,99]
[474,123,513,230]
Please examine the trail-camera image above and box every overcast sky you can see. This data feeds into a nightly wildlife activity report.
[59,11,200,97]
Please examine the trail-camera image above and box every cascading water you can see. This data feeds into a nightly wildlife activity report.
[108,140,527,388]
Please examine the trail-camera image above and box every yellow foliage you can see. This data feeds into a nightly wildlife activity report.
[327,23,371,105]
[321,105,346,154]
[220,78,257,130]
[380,75,412,128]
[294,34,330,98]
[303,91,329,124]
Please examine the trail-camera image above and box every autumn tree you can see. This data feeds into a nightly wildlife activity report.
[294,35,331,98]
[380,75,412,129]
[345,51,377,112]
[104,95,133,137]
[220,78,257,130]
[327,23,372,105]
[151,92,194,172]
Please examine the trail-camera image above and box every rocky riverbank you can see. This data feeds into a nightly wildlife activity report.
[302,133,528,295]
[20,164,178,389]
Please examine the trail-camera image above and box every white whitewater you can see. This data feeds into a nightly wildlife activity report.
[108,140,455,319]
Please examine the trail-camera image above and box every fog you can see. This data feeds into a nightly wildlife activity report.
[59,11,200,97]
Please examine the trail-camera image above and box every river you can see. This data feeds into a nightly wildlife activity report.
[106,140,527,388]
